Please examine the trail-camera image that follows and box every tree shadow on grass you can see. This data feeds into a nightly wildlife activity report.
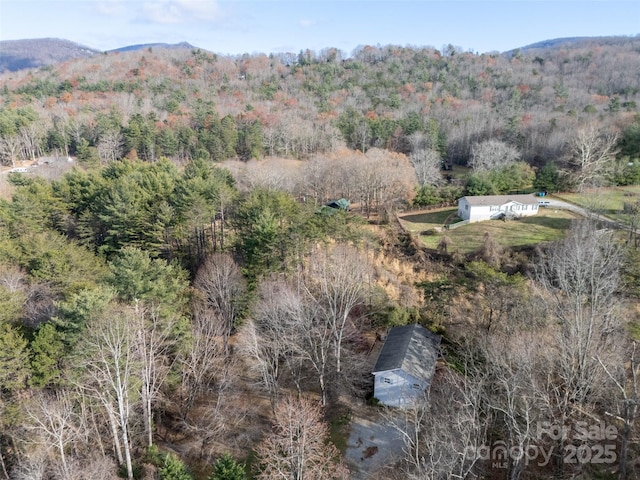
[400,209,456,225]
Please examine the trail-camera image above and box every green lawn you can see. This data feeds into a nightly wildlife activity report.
[399,208,578,253]
[400,208,460,232]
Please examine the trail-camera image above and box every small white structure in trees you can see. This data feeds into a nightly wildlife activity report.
[457,194,540,223]
[372,324,441,408]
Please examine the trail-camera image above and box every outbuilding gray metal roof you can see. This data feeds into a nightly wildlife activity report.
[372,324,441,381]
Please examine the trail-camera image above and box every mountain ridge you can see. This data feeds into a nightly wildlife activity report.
[108,41,196,53]
[511,34,640,52]
[0,38,99,72]
[1,35,638,73]
[0,38,201,73]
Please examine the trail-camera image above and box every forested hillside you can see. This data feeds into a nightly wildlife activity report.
[0,37,640,480]
[1,37,640,192]
[0,39,99,74]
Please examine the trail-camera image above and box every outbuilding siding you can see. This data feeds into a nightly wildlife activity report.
[372,324,441,407]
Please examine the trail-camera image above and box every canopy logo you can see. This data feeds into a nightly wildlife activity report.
[465,421,618,469]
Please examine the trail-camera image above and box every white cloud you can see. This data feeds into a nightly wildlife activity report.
[95,0,128,16]
[178,0,221,19]
[142,2,183,23]
[141,0,222,24]
[299,18,315,28]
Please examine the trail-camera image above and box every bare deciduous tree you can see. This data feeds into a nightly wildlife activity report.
[132,301,180,448]
[568,124,619,190]
[64,453,119,480]
[76,304,138,480]
[286,282,333,406]
[194,253,247,356]
[410,148,443,186]
[408,131,440,154]
[238,288,291,408]
[178,301,227,413]
[97,131,124,164]
[271,276,334,404]
[354,149,416,219]
[19,123,44,162]
[243,158,298,193]
[301,155,332,204]
[183,354,246,463]
[241,274,339,406]
[255,395,349,480]
[23,282,56,329]
[7,446,47,480]
[469,139,520,172]
[303,244,372,375]
[597,342,640,480]
[483,332,541,480]
[0,134,22,168]
[386,367,487,480]
[0,263,26,293]
[25,391,78,479]
[534,220,624,408]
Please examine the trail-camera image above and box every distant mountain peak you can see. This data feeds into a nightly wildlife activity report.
[0,38,203,73]
[0,38,99,73]
[511,35,640,53]
[108,42,197,53]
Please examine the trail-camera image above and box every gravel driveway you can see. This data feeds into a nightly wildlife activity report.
[345,408,405,480]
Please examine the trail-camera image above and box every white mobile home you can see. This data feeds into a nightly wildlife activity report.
[372,324,441,408]
[457,194,540,223]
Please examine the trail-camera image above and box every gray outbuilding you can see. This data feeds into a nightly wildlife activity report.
[372,324,441,407]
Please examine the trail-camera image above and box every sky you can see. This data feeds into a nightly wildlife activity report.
[1,0,639,57]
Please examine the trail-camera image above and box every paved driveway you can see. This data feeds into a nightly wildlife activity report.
[538,198,586,214]
[540,197,622,228]
[345,409,405,479]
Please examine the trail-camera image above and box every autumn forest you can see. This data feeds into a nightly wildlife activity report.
[1,36,640,480]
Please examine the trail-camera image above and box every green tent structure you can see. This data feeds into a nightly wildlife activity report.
[316,198,350,215]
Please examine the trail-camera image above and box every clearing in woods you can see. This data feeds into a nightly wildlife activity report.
[399,207,578,253]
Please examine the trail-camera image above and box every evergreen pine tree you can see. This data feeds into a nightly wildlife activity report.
[209,453,246,480]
